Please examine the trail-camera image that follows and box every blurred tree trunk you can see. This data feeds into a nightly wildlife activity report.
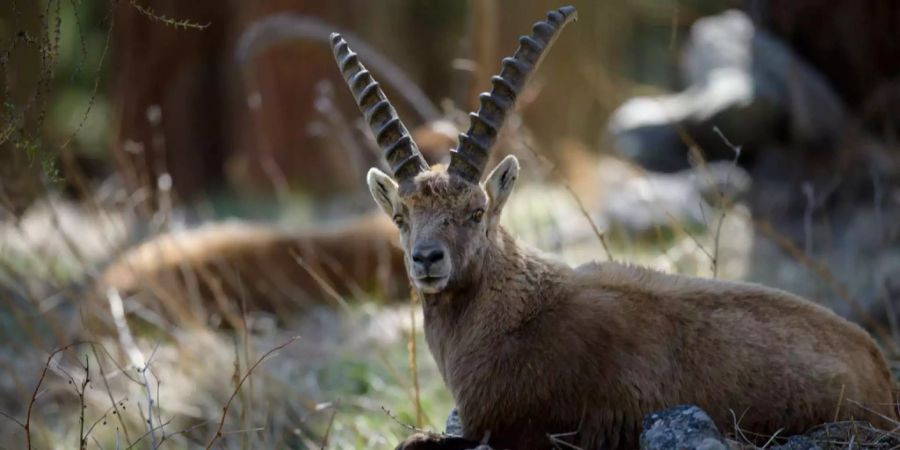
[0,0,51,216]
[110,1,231,213]
[111,0,468,208]
[230,0,358,198]
[231,0,466,198]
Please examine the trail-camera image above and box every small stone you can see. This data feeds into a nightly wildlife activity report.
[770,436,822,450]
[640,405,728,450]
[445,407,464,437]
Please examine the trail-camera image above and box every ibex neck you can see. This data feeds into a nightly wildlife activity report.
[420,225,569,331]
[419,226,571,395]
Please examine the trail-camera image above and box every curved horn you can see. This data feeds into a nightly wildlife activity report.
[331,33,428,182]
[448,6,578,183]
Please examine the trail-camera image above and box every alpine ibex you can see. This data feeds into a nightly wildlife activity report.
[332,6,896,449]
[98,214,406,323]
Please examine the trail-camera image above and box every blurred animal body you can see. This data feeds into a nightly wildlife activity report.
[332,6,897,449]
[98,213,405,323]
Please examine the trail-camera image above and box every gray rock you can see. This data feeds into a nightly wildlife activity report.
[769,436,822,450]
[607,9,845,173]
[445,407,464,437]
[603,161,751,234]
[640,405,729,450]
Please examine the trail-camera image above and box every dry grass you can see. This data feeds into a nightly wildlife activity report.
[0,186,450,448]
[2,142,898,449]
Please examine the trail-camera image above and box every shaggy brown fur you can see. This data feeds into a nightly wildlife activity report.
[373,166,897,450]
[97,213,405,323]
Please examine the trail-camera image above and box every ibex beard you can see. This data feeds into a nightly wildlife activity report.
[332,5,897,450]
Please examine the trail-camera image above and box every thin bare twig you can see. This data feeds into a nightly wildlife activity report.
[125,417,175,450]
[106,287,162,447]
[0,410,25,428]
[380,406,428,434]
[319,407,338,450]
[834,383,846,422]
[128,0,210,30]
[83,404,118,447]
[665,211,714,263]
[77,355,90,450]
[880,280,900,344]
[709,126,742,278]
[563,184,614,262]
[89,344,133,445]
[759,428,784,449]
[408,288,423,428]
[753,218,898,353]
[25,342,87,450]
[205,336,300,449]
[289,249,352,312]
[845,399,900,428]
[514,122,613,261]
[138,362,158,449]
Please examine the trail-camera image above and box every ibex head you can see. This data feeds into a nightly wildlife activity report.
[331,6,576,294]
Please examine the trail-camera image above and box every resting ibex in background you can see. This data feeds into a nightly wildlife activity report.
[333,5,896,450]
[98,214,406,323]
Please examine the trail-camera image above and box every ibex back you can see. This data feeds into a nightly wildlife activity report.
[332,6,896,449]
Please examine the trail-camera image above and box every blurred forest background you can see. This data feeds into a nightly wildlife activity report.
[1,0,899,448]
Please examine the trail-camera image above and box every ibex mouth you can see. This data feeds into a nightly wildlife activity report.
[414,275,449,293]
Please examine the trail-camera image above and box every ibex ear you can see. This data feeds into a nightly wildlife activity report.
[367,168,399,216]
[484,155,519,215]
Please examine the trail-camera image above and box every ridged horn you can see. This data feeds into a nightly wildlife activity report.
[448,6,578,183]
[331,33,428,182]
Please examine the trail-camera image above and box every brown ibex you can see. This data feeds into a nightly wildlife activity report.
[98,213,406,323]
[332,6,896,450]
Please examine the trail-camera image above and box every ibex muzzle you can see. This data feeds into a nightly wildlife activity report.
[410,241,449,292]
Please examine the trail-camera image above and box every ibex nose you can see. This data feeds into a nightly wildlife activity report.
[412,244,445,268]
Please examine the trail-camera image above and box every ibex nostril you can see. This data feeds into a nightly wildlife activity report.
[425,249,444,264]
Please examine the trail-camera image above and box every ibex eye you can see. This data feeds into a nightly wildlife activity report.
[393,215,405,227]
[471,209,485,223]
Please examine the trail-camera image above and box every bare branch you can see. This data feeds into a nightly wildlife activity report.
[128,1,210,30]
[205,336,300,449]
[25,342,88,450]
